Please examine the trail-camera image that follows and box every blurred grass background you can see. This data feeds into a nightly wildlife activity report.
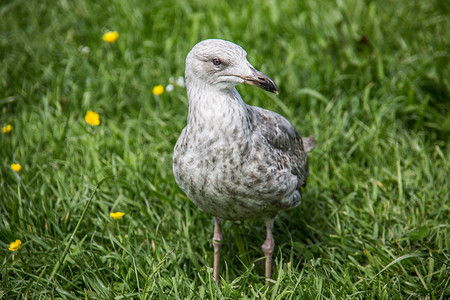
[1,0,449,298]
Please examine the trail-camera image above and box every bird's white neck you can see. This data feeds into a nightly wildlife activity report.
[186,80,251,136]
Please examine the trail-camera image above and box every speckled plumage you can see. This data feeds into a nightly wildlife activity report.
[173,39,312,220]
[173,39,315,282]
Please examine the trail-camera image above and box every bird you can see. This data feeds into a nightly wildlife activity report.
[173,39,316,283]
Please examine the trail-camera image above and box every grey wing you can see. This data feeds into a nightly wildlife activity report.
[247,106,309,189]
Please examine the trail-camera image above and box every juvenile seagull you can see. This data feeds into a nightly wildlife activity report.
[173,39,316,283]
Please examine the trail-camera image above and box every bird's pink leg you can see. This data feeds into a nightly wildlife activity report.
[212,217,223,283]
[261,218,275,284]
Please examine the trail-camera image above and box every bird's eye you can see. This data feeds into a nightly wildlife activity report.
[212,58,221,66]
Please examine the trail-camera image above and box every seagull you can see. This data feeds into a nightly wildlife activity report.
[173,39,316,283]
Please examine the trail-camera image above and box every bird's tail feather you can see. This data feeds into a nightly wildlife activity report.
[303,136,317,153]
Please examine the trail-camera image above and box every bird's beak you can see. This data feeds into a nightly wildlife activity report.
[242,67,279,95]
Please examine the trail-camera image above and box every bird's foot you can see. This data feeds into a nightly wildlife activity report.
[262,218,275,284]
[213,217,223,283]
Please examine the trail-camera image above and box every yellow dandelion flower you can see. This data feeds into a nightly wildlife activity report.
[110,212,125,220]
[102,31,119,43]
[9,239,22,251]
[11,163,22,172]
[85,110,100,126]
[2,124,12,134]
[152,85,164,96]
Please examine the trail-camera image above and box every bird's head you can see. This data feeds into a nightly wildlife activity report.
[185,39,278,94]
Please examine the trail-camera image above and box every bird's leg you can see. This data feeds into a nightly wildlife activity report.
[212,217,223,283]
[261,218,275,284]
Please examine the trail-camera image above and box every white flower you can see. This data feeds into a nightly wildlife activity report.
[176,76,185,87]
[166,84,174,92]
[78,46,90,54]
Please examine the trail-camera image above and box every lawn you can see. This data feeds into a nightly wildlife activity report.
[1,0,449,298]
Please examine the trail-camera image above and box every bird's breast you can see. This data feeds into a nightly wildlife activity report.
[173,127,300,220]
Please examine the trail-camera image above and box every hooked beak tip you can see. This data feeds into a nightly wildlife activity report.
[243,68,279,94]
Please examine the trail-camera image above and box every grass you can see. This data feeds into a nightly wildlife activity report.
[1,0,449,298]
